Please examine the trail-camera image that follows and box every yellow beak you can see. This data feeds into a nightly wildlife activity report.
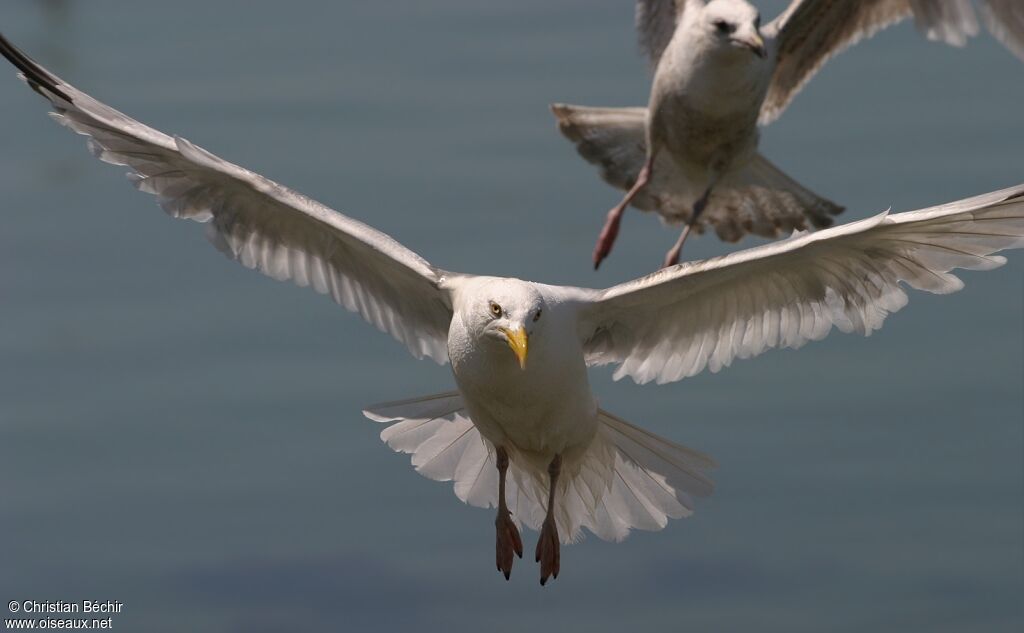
[500,326,529,370]
[743,33,766,58]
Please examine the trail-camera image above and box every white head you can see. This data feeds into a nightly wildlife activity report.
[458,278,546,370]
[702,0,765,59]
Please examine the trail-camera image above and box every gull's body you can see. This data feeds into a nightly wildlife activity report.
[649,6,768,187]
[449,278,597,462]
[554,0,1024,269]
[4,34,1024,584]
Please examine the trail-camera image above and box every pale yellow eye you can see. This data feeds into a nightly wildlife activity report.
[489,302,502,317]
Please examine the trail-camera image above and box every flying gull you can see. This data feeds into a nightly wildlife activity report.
[553,0,1024,269]
[3,34,1023,584]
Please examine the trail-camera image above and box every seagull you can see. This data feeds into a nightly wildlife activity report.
[553,0,1024,270]
[3,34,1023,585]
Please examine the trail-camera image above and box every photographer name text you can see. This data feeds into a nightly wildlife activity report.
[10,601,122,615]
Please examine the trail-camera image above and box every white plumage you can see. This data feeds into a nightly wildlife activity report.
[554,0,1024,268]
[3,34,1023,583]
[365,394,714,544]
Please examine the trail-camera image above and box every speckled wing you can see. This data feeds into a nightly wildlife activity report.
[550,104,650,195]
[704,153,843,241]
[760,0,1023,125]
[978,0,1024,60]
[0,34,455,363]
[576,184,1024,385]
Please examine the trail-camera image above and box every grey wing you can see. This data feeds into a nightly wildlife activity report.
[760,0,1021,124]
[637,0,698,65]
[550,104,650,194]
[1,34,455,363]
[761,0,917,124]
[978,0,1024,60]
[549,103,709,221]
[575,184,1024,385]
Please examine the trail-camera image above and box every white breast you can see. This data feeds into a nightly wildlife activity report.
[447,301,598,459]
[649,31,770,173]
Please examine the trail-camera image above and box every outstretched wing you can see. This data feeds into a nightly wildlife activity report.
[637,0,701,65]
[761,0,1024,124]
[978,0,1024,60]
[1,34,455,363]
[576,184,1024,385]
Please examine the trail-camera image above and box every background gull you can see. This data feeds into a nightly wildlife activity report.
[3,33,1023,586]
[553,0,1024,269]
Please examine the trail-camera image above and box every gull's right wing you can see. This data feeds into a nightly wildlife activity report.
[1,34,458,363]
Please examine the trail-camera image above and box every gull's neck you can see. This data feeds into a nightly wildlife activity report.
[654,19,770,114]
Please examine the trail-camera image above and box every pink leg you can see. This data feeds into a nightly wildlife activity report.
[535,453,562,586]
[662,225,692,269]
[593,157,654,270]
[661,186,712,269]
[494,446,522,580]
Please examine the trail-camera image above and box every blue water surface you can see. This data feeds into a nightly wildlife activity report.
[1,2,1021,631]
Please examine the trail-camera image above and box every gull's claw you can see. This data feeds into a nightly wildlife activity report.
[535,516,560,585]
[495,508,523,580]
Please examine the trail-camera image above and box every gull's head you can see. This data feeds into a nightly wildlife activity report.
[463,279,546,371]
[703,0,765,59]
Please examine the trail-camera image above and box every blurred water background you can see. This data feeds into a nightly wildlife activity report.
[1,1,1021,631]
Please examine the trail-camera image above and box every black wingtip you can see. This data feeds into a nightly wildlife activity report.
[0,32,72,103]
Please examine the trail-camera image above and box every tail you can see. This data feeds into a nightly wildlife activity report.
[551,103,843,242]
[364,392,716,544]
[583,409,716,542]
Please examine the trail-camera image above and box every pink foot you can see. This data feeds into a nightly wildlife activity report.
[593,208,623,270]
[495,508,523,580]
[535,516,560,585]
[662,246,681,269]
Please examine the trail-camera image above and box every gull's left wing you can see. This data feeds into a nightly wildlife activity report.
[1,35,456,363]
[576,184,1024,385]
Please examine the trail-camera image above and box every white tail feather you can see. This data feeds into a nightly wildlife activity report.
[363,392,715,543]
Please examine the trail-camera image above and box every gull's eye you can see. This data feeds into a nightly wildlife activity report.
[754,15,761,29]
[533,310,542,323]
[713,19,733,34]
[489,301,502,317]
